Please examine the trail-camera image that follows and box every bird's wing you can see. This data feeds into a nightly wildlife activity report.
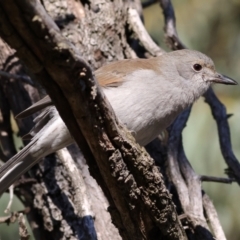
[15,58,160,118]
[95,58,160,87]
[16,95,53,119]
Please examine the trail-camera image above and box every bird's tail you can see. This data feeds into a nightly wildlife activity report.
[0,140,39,194]
[0,106,73,195]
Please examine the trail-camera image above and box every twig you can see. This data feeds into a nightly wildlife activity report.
[201,175,234,184]
[159,0,186,50]
[203,193,227,240]
[178,146,204,220]
[0,149,8,162]
[14,178,37,188]
[204,88,240,185]
[0,83,17,160]
[127,8,165,56]
[56,148,94,217]
[0,70,34,86]
[4,185,14,213]
[0,208,30,224]
[142,0,157,8]
[0,177,37,194]
[18,213,30,240]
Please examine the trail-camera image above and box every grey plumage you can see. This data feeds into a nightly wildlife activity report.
[0,49,237,195]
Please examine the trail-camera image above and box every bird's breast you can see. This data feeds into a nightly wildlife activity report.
[103,69,184,146]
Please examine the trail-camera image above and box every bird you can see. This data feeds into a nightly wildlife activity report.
[0,49,237,195]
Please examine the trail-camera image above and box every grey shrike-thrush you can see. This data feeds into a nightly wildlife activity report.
[0,49,237,194]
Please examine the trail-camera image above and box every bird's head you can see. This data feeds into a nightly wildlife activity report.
[168,49,237,85]
[164,49,238,99]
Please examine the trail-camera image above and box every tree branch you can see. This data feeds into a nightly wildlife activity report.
[203,193,227,240]
[128,8,164,56]
[159,0,186,50]
[168,109,215,239]
[204,88,240,184]
[0,70,34,86]
[200,175,234,184]
[142,0,157,8]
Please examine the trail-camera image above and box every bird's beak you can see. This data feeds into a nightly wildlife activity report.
[209,73,238,85]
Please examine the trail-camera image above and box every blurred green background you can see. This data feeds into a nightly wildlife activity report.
[1,0,240,239]
[144,0,240,239]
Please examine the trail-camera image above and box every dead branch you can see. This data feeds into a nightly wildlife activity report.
[159,0,186,50]
[203,193,227,240]
[142,0,157,8]
[67,144,122,240]
[167,109,219,239]
[18,213,30,240]
[127,8,164,56]
[200,175,234,184]
[13,178,37,188]
[0,208,30,224]
[204,88,240,184]
[4,185,14,213]
[158,1,234,238]
[0,70,34,86]
[0,83,17,159]
[56,148,94,217]
[168,109,212,237]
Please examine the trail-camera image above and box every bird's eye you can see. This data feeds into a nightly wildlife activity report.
[193,64,202,71]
